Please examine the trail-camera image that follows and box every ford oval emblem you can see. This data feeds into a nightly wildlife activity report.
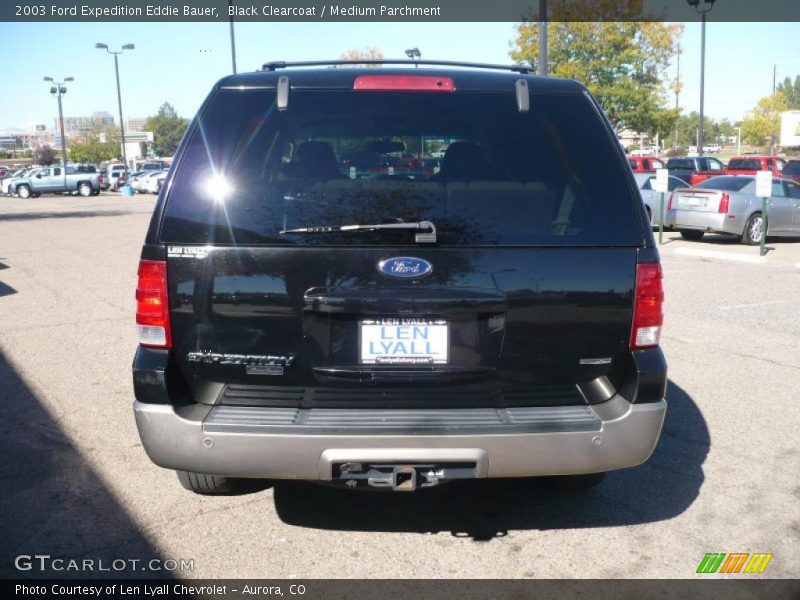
[378,257,433,279]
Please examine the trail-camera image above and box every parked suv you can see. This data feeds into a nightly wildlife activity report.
[133,62,667,494]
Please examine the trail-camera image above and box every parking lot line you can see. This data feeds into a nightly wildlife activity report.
[719,300,800,310]
[672,247,765,264]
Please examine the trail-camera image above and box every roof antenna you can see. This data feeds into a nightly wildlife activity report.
[277,75,289,111]
[515,78,529,113]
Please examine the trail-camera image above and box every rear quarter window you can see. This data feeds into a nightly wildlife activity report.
[727,159,761,170]
[695,176,753,192]
[160,87,644,247]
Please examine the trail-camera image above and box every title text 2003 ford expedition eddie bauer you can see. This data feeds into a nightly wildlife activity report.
[133,61,667,494]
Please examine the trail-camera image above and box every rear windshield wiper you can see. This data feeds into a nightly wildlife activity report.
[280,220,436,243]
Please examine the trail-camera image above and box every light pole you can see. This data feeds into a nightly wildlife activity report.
[43,76,73,186]
[405,47,421,67]
[228,0,237,73]
[538,0,548,76]
[687,0,716,157]
[95,42,134,179]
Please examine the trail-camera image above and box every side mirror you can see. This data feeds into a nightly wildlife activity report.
[36,174,42,178]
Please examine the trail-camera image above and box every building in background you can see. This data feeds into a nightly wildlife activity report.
[127,117,147,132]
[121,131,155,167]
[55,111,116,142]
[780,111,800,148]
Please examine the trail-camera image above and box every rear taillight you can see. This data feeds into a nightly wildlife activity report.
[667,193,674,210]
[630,263,664,349]
[353,75,455,92]
[136,259,171,348]
[718,192,730,213]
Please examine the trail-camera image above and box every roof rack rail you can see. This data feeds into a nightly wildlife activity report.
[262,59,531,74]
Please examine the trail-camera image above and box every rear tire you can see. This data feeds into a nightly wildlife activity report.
[679,229,704,241]
[16,185,30,199]
[78,182,92,197]
[176,470,240,494]
[741,212,763,245]
[548,472,606,490]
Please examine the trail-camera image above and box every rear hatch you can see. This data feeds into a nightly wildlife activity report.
[156,75,648,409]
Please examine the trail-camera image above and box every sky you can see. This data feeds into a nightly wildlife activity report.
[0,20,798,132]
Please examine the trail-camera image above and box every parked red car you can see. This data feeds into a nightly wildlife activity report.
[628,156,666,173]
[723,155,785,177]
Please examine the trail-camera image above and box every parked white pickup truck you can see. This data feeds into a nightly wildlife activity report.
[12,165,102,198]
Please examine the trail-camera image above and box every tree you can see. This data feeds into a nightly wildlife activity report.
[511,15,682,134]
[339,47,384,67]
[68,123,118,164]
[33,145,58,166]
[740,92,788,146]
[776,75,800,110]
[143,103,189,157]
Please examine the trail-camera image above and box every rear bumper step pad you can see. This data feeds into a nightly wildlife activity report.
[203,405,601,435]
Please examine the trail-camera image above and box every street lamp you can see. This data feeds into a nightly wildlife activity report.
[43,76,73,185]
[405,47,421,67]
[687,0,716,156]
[95,42,135,178]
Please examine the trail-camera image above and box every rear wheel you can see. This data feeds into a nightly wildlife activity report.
[176,470,241,494]
[679,229,704,241]
[78,182,92,197]
[16,185,30,199]
[741,212,763,245]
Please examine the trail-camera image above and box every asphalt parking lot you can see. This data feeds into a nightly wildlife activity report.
[0,193,798,579]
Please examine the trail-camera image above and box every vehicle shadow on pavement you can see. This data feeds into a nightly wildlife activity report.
[0,281,16,297]
[0,351,171,578]
[273,380,708,540]
[0,210,134,222]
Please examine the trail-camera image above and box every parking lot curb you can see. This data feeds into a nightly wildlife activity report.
[672,247,766,265]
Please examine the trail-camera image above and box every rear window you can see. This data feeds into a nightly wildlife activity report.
[727,159,761,170]
[160,88,643,247]
[783,161,800,175]
[695,176,753,192]
[667,158,694,170]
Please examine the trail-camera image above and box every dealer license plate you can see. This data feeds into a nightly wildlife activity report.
[359,318,449,365]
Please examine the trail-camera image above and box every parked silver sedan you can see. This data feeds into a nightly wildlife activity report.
[665,175,800,244]
[634,173,689,227]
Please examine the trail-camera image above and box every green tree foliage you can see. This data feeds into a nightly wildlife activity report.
[776,75,800,110]
[68,123,119,164]
[144,103,189,157]
[511,10,682,134]
[741,92,789,146]
[33,144,58,166]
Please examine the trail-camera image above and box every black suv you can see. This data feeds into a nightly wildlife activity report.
[133,61,667,494]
